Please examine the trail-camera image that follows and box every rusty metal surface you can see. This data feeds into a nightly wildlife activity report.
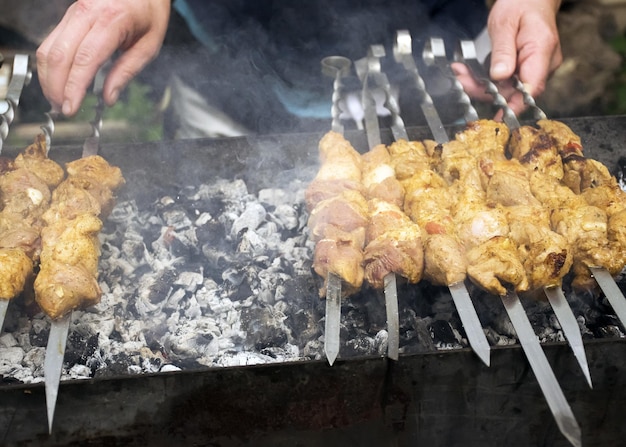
[1,340,625,446]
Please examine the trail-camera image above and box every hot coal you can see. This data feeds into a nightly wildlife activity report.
[0,166,624,385]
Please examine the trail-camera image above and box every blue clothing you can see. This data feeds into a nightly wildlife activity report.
[170,0,488,132]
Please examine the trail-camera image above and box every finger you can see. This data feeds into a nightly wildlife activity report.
[517,39,562,99]
[487,15,519,81]
[36,8,93,111]
[37,26,65,109]
[505,90,527,116]
[61,20,130,115]
[101,38,163,106]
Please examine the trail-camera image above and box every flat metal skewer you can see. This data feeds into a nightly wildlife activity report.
[501,291,582,447]
[455,38,592,379]
[355,45,401,361]
[42,108,65,433]
[544,286,592,388]
[589,266,626,333]
[0,300,8,333]
[44,313,70,433]
[321,56,352,365]
[45,65,106,431]
[394,31,491,366]
[324,273,342,365]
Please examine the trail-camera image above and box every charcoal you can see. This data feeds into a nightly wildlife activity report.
[430,319,459,345]
[344,333,377,356]
[28,318,49,347]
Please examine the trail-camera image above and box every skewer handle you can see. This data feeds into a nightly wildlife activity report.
[0,54,31,153]
[321,56,352,134]
[422,37,479,123]
[454,40,519,129]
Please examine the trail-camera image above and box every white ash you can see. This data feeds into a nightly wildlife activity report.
[1,171,625,386]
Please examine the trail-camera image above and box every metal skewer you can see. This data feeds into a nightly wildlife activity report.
[320,56,352,365]
[0,54,31,154]
[44,65,106,432]
[544,286,592,388]
[455,39,583,446]
[393,31,491,367]
[501,290,582,447]
[354,45,401,361]
[589,266,626,334]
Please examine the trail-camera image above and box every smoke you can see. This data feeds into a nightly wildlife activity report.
[148,0,488,136]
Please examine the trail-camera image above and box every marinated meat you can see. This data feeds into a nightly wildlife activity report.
[34,155,125,319]
[363,199,423,289]
[306,131,368,297]
[307,119,625,298]
[0,135,65,303]
[0,248,34,300]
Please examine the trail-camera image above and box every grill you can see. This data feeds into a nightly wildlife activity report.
[2,29,626,446]
[1,115,625,447]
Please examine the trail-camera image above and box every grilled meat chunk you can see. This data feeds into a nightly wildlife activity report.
[0,248,34,300]
[363,199,423,289]
[306,190,369,243]
[312,225,366,296]
[466,236,529,296]
[361,143,404,208]
[305,130,363,211]
[12,134,65,187]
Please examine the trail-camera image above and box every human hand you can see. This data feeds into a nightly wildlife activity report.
[37,0,171,116]
[453,0,562,116]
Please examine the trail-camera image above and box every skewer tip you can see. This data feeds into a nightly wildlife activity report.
[324,273,342,366]
[0,299,9,333]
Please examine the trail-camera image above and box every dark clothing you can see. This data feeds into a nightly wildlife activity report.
[166,0,488,134]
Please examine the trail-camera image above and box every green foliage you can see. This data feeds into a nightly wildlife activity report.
[606,34,626,115]
[75,81,163,142]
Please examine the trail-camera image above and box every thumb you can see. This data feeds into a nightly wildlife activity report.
[488,25,518,81]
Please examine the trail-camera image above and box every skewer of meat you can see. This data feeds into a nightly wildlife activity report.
[306,129,369,365]
[306,131,369,297]
[399,143,468,287]
[440,120,530,296]
[394,32,491,366]
[453,39,583,447]
[361,144,423,290]
[34,155,125,319]
[356,46,425,360]
[0,134,65,328]
[537,119,626,287]
[509,123,624,288]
